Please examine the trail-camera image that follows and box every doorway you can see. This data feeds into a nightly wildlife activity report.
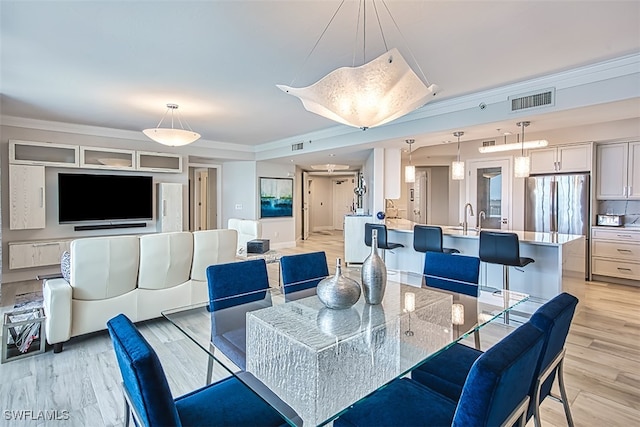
[332,177,356,231]
[190,167,218,231]
[467,158,512,230]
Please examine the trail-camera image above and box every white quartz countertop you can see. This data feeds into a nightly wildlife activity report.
[384,218,584,247]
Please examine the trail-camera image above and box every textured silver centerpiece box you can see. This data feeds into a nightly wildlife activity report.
[246,284,453,425]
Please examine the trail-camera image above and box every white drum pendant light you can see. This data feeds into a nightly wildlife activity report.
[405,139,415,183]
[452,131,465,180]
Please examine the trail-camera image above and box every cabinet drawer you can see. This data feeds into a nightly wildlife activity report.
[592,240,640,260]
[592,258,640,281]
[592,228,640,243]
[9,240,72,270]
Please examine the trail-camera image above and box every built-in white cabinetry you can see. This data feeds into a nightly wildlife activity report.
[8,240,72,270]
[9,140,79,167]
[596,142,640,199]
[344,215,373,265]
[157,183,183,232]
[80,146,136,170]
[9,164,46,230]
[529,143,591,174]
[591,227,640,281]
[138,151,183,173]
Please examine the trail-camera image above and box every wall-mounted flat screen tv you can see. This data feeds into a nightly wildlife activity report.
[58,173,153,223]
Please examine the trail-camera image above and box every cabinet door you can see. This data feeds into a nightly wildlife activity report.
[596,143,628,199]
[529,147,557,174]
[628,142,640,199]
[8,240,71,269]
[157,183,183,232]
[558,143,591,173]
[9,165,46,230]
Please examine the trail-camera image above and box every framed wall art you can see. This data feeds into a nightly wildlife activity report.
[260,177,293,218]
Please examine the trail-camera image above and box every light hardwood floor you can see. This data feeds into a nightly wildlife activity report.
[0,231,638,426]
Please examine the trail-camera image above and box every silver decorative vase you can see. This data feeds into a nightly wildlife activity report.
[361,229,387,304]
[317,258,361,309]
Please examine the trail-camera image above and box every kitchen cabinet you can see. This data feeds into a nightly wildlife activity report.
[596,142,640,199]
[157,183,183,232]
[8,239,72,270]
[344,215,373,265]
[529,143,591,174]
[591,227,640,281]
[9,164,46,230]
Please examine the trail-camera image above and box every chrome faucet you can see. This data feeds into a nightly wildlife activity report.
[477,210,486,230]
[463,203,474,233]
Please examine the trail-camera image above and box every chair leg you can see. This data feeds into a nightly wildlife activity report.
[503,265,510,324]
[206,342,215,385]
[557,357,575,427]
[123,392,131,427]
[474,329,481,350]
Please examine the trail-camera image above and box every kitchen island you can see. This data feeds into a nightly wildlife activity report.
[382,219,585,301]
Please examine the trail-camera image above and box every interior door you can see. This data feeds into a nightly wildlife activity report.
[194,168,208,231]
[332,177,356,230]
[467,158,511,230]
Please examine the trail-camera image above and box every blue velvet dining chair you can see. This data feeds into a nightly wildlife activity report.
[206,259,272,372]
[280,251,329,300]
[411,292,578,427]
[335,322,545,427]
[424,251,482,349]
[106,313,286,427]
[423,251,480,296]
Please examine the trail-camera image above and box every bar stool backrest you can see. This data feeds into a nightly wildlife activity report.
[413,225,444,253]
[365,223,389,248]
[479,231,521,266]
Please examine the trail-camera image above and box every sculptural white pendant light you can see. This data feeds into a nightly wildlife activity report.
[452,131,465,180]
[143,104,200,147]
[277,1,439,130]
[514,121,531,178]
[405,139,415,183]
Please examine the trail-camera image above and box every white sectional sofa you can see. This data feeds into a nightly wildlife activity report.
[43,229,237,352]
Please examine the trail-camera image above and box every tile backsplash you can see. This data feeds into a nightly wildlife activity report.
[597,200,640,226]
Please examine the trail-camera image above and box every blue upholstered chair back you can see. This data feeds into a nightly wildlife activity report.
[280,251,329,296]
[206,259,270,311]
[453,323,544,427]
[413,225,444,253]
[527,292,578,416]
[423,252,480,296]
[107,314,181,427]
[364,223,389,248]
[479,231,522,266]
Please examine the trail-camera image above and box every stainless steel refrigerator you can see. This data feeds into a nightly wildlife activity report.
[525,173,590,276]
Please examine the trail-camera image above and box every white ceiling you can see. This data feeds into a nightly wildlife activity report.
[1,1,639,170]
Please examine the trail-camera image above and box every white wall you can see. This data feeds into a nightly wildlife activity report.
[221,161,257,225]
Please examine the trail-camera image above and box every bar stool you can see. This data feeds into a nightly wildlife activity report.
[413,225,460,254]
[479,231,534,323]
[364,223,404,261]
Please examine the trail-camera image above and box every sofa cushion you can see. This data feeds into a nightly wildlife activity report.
[191,229,238,281]
[71,236,139,301]
[138,232,193,290]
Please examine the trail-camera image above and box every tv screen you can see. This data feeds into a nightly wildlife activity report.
[58,173,153,223]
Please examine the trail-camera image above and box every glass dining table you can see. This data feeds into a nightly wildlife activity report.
[162,268,528,426]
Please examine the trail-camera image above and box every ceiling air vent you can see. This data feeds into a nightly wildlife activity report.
[291,142,304,151]
[509,88,555,112]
